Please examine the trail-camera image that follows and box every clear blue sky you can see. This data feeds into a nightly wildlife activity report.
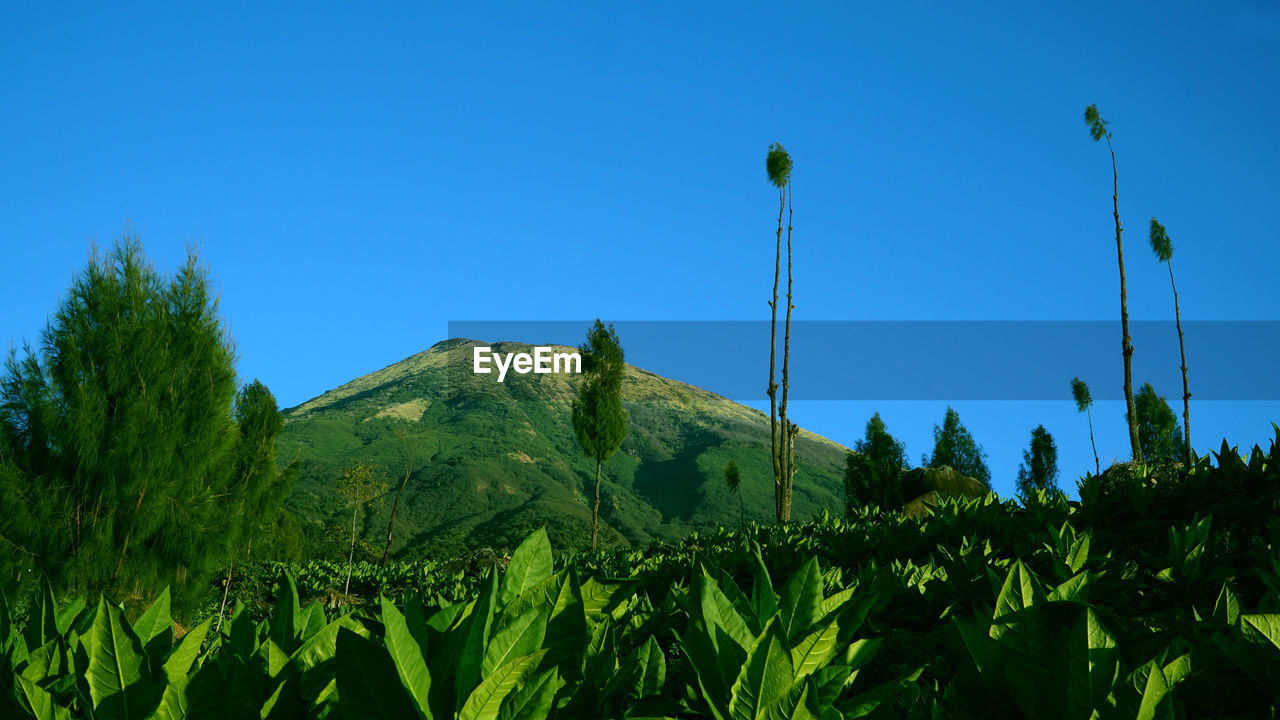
[3,3,1278,500]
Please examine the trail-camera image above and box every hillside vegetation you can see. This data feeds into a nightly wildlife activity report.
[279,339,850,559]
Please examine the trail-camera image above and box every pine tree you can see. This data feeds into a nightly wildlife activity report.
[1133,383,1186,463]
[0,232,282,608]
[1084,104,1142,462]
[927,406,992,486]
[724,460,744,529]
[1070,377,1100,476]
[843,412,909,513]
[1016,425,1059,499]
[1149,217,1192,465]
[571,319,628,549]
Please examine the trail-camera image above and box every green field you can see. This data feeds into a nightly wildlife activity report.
[4,439,1280,718]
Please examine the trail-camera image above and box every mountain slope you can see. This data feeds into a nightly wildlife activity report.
[279,338,850,559]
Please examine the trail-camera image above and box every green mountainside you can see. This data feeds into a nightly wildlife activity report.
[279,338,850,559]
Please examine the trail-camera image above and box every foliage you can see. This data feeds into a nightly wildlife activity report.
[765,143,792,188]
[1133,383,1187,463]
[1148,217,1173,263]
[0,234,290,612]
[1016,425,1059,499]
[927,406,991,487]
[1070,377,1100,476]
[6,431,1280,717]
[844,413,909,513]
[573,320,628,549]
[1070,377,1092,413]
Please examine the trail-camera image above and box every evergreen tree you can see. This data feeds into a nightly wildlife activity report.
[843,412,908,513]
[0,233,287,608]
[1016,425,1059,499]
[724,460,744,529]
[1071,377,1100,476]
[1084,104,1142,462]
[927,406,991,486]
[1133,383,1186,463]
[572,319,628,549]
[213,380,298,629]
[1149,217,1193,464]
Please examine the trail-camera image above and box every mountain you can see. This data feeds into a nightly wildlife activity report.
[278,338,851,560]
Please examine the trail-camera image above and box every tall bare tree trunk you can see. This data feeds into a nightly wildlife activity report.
[1168,261,1191,464]
[215,560,234,637]
[769,186,784,521]
[381,434,417,566]
[345,502,358,595]
[591,459,602,549]
[1087,408,1100,476]
[1107,139,1142,462]
[778,183,795,521]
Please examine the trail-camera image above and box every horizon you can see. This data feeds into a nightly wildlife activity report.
[4,2,1279,500]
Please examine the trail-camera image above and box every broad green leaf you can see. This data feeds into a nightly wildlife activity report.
[19,639,63,683]
[582,619,617,683]
[816,587,856,624]
[495,667,560,720]
[381,596,433,719]
[700,558,762,636]
[54,595,86,637]
[839,667,923,719]
[151,673,191,720]
[1135,659,1172,720]
[1242,614,1280,651]
[700,571,754,653]
[258,638,291,678]
[675,626,732,715]
[132,587,173,663]
[291,614,363,673]
[629,635,667,699]
[498,528,553,609]
[790,620,840,681]
[86,597,163,720]
[763,677,819,720]
[1048,572,1092,604]
[728,619,794,720]
[482,605,549,678]
[162,617,211,682]
[459,650,546,720]
[270,572,302,654]
[0,589,10,651]
[227,605,257,661]
[843,637,881,672]
[778,558,823,644]
[1213,583,1242,626]
[578,576,640,620]
[1063,608,1119,716]
[15,674,73,720]
[750,545,777,622]
[298,601,327,642]
[335,628,419,720]
[990,561,1049,658]
[1066,533,1091,573]
[24,576,59,650]
[457,571,499,705]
